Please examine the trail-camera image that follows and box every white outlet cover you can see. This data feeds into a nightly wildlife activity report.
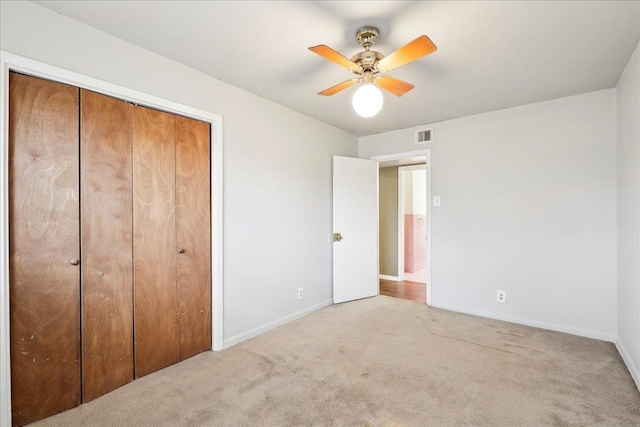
[497,290,506,303]
[433,196,441,207]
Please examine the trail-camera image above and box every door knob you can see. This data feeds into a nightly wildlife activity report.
[333,233,343,242]
[69,259,79,265]
[178,248,185,254]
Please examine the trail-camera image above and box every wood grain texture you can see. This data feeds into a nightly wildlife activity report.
[80,89,134,401]
[176,117,211,361]
[376,35,437,72]
[318,79,359,96]
[379,279,426,303]
[9,72,81,426]
[375,75,415,97]
[308,45,361,72]
[133,105,178,377]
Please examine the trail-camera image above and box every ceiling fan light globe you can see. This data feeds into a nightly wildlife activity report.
[352,84,383,118]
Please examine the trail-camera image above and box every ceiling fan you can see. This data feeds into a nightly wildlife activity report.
[309,26,437,117]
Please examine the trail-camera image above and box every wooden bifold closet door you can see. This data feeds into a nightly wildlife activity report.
[133,106,212,377]
[9,71,81,427]
[80,89,134,402]
[132,106,178,376]
[175,116,212,361]
[9,72,212,426]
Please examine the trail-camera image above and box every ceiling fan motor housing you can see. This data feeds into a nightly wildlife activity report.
[351,51,385,75]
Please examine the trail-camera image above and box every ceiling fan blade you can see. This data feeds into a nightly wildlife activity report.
[376,35,437,72]
[318,79,360,96]
[375,75,415,97]
[309,45,361,72]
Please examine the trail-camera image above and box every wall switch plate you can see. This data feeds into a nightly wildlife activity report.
[433,196,441,207]
[497,290,506,303]
[298,287,304,300]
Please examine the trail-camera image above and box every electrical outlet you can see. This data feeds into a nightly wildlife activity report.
[298,287,304,300]
[497,290,506,303]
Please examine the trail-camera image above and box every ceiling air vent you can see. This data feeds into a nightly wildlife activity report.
[416,129,432,144]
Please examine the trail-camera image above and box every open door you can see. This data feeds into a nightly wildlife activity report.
[333,156,378,303]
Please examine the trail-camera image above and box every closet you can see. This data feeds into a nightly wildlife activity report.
[8,72,212,426]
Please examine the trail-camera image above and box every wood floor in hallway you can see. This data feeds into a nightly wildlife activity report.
[379,279,426,303]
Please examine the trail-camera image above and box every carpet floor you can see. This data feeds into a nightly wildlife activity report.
[35,296,640,426]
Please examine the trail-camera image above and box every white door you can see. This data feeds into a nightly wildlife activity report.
[333,156,379,303]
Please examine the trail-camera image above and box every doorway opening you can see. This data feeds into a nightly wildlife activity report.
[374,151,431,304]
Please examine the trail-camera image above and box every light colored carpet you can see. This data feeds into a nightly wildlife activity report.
[34,296,640,426]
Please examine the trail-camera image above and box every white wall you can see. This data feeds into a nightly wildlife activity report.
[616,41,640,388]
[404,169,414,213]
[411,169,427,215]
[0,2,356,344]
[360,90,618,340]
[402,169,427,215]
[379,167,399,277]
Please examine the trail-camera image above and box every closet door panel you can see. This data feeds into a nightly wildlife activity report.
[176,117,212,360]
[80,89,134,401]
[9,72,81,426]
[133,106,178,377]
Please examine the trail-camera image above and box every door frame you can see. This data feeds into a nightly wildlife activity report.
[0,51,225,426]
[371,150,432,306]
[398,164,428,284]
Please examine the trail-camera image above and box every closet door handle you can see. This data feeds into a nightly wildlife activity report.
[69,259,79,265]
[178,248,185,254]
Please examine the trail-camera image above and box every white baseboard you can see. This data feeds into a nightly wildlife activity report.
[223,299,333,348]
[379,274,401,282]
[429,302,617,342]
[615,337,640,392]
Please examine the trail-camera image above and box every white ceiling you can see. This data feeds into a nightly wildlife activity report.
[34,1,639,137]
